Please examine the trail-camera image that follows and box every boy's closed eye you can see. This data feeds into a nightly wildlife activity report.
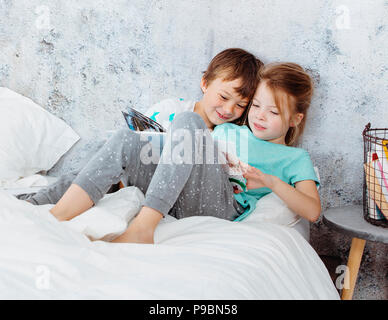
[220,94,248,109]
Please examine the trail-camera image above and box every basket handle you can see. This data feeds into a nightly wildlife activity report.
[362,123,371,136]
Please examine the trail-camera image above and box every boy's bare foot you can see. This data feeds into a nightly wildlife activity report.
[111,223,154,244]
[110,206,163,244]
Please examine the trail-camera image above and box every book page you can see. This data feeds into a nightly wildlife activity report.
[122,107,166,132]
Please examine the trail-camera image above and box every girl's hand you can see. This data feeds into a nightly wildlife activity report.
[243,165,279,191]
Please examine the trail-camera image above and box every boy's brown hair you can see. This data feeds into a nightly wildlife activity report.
[257,62,314,146]
[202,48,263,106]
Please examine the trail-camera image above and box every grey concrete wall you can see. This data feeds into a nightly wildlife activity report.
[1,0,387,299]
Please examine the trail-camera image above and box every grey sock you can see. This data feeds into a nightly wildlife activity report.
[15,193,39,205]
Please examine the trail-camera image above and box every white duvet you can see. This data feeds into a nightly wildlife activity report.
[0,188,339,300]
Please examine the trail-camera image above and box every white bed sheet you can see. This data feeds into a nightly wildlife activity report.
[0,188,339,300]
[1,175,59,196]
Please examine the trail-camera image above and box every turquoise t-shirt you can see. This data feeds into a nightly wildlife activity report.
[212,123,320,221]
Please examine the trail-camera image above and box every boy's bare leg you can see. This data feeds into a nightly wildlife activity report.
[49,184,94,221]
[111,206,163,244]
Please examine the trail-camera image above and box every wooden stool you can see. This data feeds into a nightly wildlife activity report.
[322,205,388,300]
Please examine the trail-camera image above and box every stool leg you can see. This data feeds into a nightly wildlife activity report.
[341,237,366,300]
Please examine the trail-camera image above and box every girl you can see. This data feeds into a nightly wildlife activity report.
[212,62,321,223]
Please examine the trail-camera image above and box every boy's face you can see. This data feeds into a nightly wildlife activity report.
[197,77,250,128]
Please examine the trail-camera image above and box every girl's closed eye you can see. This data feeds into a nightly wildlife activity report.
[220,94,227,100]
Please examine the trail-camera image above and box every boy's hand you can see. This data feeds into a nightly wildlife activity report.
[243,165,279,191]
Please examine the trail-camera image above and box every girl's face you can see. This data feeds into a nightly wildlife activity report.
[248,81,301,145]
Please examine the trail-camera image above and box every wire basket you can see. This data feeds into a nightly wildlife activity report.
[362,123,388,228]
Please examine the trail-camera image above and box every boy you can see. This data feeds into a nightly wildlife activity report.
[24,48,263,244]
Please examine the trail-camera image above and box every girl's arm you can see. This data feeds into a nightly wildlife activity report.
[271,179,321,222]
[243,166,321,222]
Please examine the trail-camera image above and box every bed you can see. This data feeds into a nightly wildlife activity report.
[0,87,339,299]
[0,182,339,299]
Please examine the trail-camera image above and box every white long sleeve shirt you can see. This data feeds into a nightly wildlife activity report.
[143,97,196,131]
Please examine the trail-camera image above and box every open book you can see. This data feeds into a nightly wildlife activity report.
[122,108,166,132]
[122,107,166,151]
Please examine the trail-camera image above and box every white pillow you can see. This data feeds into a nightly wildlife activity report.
[0,87,80,182]
[61,186,145,241]
[241,192,301,226]
[242,167,320,227]
[61,186,177,241]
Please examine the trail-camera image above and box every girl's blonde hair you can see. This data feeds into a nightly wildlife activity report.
[256,62,314,146]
